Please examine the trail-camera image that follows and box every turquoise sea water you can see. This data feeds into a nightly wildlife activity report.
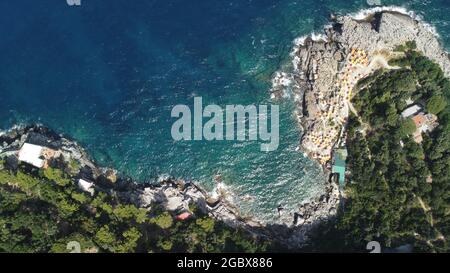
[1,0,449,222]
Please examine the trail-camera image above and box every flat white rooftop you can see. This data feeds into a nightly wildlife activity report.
[78,179,95,196]
[401,105,422,118]
[18,143,45,168]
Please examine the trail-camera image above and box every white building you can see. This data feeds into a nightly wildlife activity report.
[18,143,45,168]
[78,179,95,196]
[401,105,422,119]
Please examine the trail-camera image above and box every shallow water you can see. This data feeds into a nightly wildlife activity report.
[1,0,449,223]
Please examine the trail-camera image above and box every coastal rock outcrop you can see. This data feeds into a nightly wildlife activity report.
[337,12,450,75]
[3,8,447,250]
[270,8,450,247]
[272,9,450,166]
[0,124,341,248]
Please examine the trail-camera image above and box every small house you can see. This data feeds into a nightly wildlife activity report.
[410,112,438,143]
[401,105,422,119]
[18,143,55,169]
[78,179,95,196]
[176,212,192,221]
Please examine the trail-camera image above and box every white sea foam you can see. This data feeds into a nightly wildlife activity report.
[291,35,308,54]
[349,6,440,39]
[0,123,27,137]
[310,32,328,42]
[290,36,308,70]
[271,71,293,95]
[290,33,328,56]
[270,71,296,99]
[350,6,414,20]
[210,181,235,205]
[272,5,444,100]
[157,174,172,183]
[272,26,330,95]
[271,71,293,87]
[292,55,301,71]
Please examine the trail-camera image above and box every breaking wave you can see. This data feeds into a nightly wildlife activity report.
[271,5,443,99]
[349,6,440,38]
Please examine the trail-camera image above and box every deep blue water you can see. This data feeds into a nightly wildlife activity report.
[1,0,449,222]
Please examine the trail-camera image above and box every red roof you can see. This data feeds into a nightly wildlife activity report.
[176,212,191,220]
[412,114,426,128]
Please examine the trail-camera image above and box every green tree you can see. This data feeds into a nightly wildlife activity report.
[95,225,116,251]
[157,239,173,251]
[116,228,141,253]
[113,204,147,223]
[399,118,417,137]
[152,212,173,229]
[426,95,447,115]
[196,217,215,233]
[43,168,71,186]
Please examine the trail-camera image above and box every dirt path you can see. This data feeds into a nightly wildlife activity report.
[414,194,447,246]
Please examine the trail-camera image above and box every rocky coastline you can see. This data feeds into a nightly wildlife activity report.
[3,7,448,250]
[269,7,450,245]
[0,124,339,248]
[273,7,450,167]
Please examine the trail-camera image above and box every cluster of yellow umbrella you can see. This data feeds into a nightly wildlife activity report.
[350,48,369,66]
[306,48,370,165]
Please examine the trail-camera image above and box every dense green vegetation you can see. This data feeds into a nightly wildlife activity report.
[0,161,271,253]
[310,42,450,252]
[1,41,448,253]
